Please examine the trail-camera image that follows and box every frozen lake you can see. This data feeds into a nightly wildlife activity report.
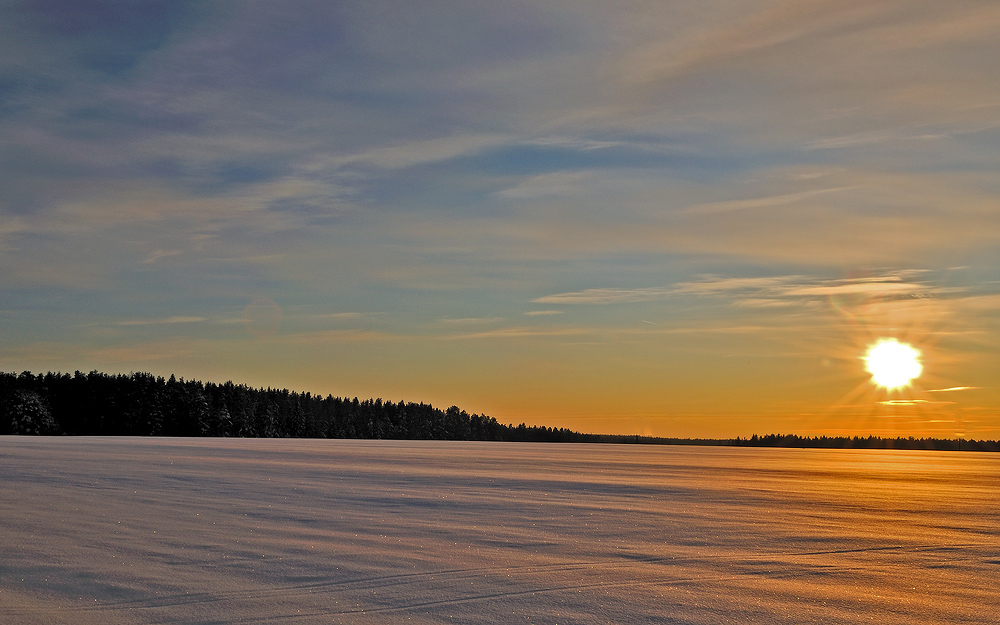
[1,437,998,624]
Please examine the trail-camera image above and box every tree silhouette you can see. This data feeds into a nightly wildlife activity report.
[5,390,60,435]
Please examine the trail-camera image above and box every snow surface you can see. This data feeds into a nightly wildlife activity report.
[1,437,998,624]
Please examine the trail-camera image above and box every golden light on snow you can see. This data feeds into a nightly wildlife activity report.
[865,339,922,390]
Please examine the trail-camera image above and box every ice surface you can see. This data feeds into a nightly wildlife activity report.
[1,437,998,624]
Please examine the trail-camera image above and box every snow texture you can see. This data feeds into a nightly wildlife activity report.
[1,437,998,624]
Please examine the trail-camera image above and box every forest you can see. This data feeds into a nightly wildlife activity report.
[0,370,573,441]
[1,370,997,451]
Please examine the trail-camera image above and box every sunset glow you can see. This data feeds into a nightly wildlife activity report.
[1,2,999,438]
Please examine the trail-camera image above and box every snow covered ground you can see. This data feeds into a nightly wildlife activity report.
[1,437,997,624]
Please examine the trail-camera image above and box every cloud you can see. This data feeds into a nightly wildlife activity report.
[524,310,563,316]
[331,134,510,170]
[949,293,1000,312]
[620,1,1000,97]
[533,286,674,305]
[618,0,877,85]
[731,298,807,309]
[308,312,370,321]
[805,130,949,151]
[682,187,856,215]
[523,136,625,151]
[497,172,590,200]
[683,272,961,307]
[87,342,200,364]
[141,249,184,264]
[450,326,595,340]
[448,322,795,341]
[782,282,924,297]
[282,329,397,344]
[673,276,804,294]
[115,316,206,326]
[536,271,970,312]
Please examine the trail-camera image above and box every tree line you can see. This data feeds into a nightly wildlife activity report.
[1,370,997,451]
[730,433,1000,452]
[0,370,572,441]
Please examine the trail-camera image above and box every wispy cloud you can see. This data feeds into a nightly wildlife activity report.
[676,272,954,305]
[141,249,185,264]
[535,271,971,312]
[533,287,674,305]
[331,134,509,170]
[497,172,590,200]
[523,137,625,151]
[805,130,948,151]
[683,187,855,215]
[449,326,595,340]
[879,399,935,406]
[782,282,925,297]
[673,276,804,294]
[732,298,807,309]
[115,316,206,326]
[308,312,378,321]
[438,317,504,325]
[283,329,397,344]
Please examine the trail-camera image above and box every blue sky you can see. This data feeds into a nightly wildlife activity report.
[3,1,999,437]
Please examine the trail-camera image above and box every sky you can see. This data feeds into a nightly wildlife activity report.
[2,0,999,438]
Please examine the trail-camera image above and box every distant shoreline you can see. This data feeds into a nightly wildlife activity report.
[541,432,1000,452]
[3,370,997,451]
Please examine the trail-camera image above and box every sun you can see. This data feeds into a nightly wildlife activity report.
[865,339,922,390]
